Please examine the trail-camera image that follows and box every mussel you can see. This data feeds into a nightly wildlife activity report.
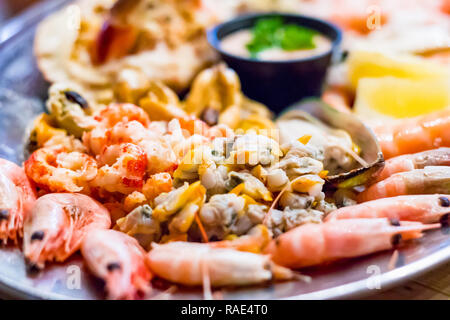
[276,99,384,188]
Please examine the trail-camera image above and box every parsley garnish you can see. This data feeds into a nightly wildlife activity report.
[246,17,318,58]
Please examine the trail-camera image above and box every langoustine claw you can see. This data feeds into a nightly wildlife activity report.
[265,218,439,269]
[23,193,111,269]
[326,195,450,224]
[0,159,36,243]
[81,229,152,300]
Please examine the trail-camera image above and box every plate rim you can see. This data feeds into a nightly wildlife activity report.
[0,0,449,300]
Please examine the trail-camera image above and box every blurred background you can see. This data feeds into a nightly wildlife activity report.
[0,0,39,24]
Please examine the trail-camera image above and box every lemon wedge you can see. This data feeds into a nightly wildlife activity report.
[348,50,450,89]
[354,77,450,119]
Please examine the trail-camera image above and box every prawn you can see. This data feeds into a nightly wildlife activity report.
[24,147,97,193]
[372,109,450,159]
[81,229,152,300]
[94,103,150,128]
[83,120,152,156]
[92,143,147,194]
[265,218,438,269]
[83,121,178,175]
[146,241,295,287]
[326,195,450,224]
[0,159,36,243]
[23,193,111,269]
[375,148,450,182]
[357,166,450,202]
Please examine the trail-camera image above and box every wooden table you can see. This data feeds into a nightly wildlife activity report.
[0,0,448,301]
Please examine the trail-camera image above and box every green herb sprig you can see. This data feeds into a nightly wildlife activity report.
[246,17,318,58]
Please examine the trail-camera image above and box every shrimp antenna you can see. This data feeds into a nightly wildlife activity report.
[201,256,213,300]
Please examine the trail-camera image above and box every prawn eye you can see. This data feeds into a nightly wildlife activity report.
[391,233,402,247]
[0,209,9,220]
[107,262,122,272]
[389,218,400,226]
[31,231,45,241]
[439,197,450,207]
[64,91,88,109]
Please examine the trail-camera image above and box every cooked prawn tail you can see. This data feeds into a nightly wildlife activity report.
[270,262,308,282]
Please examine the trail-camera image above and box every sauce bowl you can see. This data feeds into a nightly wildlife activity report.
[207,13,343,113]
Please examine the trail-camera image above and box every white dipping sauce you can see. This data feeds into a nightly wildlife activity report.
[221,29,332,60]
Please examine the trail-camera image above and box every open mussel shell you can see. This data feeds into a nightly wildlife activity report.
[276,99,384,188]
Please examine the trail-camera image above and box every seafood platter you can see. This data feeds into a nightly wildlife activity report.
[0,0,449,299]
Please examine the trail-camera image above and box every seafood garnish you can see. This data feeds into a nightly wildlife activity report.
[46,83,97,138]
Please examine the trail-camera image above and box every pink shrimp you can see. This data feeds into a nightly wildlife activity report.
[372,109,450,159]
[23,193,111,269]
[375,148,450,182]
[83,120,177,175]
[357,166,450,202]
[326,195,450,224]
[92,143,147,194]
[83,120,152,156]
[0,159,36,243]
[147,241,294,287]
[94,103,150,128]
[265,218,438,269]
[81,229,152,300]
[24,147,97,193]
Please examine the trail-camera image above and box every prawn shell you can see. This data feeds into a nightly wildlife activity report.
[81,229,152,300]
[278,99,384,188]
[23,193,111,269]
[147,242,273,286]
